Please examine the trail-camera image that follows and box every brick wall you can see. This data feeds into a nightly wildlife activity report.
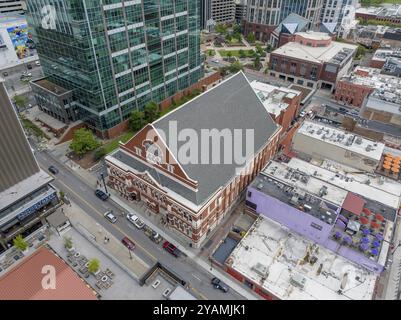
[334,80,375,108]
[369,59,386,69]
[159,72,221,111]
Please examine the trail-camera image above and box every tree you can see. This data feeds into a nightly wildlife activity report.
[229,61,244,73]
[256,44,264,55]
[254,55,261,69]
[13,94,27,111]
[69,128,100,156]
[13,235,28,252]
[129,110,146,131]
[94,147,107,161]
[247,32,256,43]
[64,237,73,250]
[59,191,65,202]
[144,101,160,123]
[233,24,242,34]
[225,34,232,42]
[215,23,227,35]
[239,49,246,59]
[88,258,100,273]
[226,51,233,59]
[356,45,366,59]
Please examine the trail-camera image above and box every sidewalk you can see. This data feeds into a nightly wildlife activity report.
[51,147,261,299]
[63,201,151,280]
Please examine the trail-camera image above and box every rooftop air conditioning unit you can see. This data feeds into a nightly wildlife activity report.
[290,273,306,289]
[252,263,269,277]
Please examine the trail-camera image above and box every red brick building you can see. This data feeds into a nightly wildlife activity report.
[268,32,357,92]
[334,67,376,107]
[105,72,281,247]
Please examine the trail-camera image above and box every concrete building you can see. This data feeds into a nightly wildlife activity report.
[0,78,58,251]
[370,48,401,70]
[234,0,247,24]
[250,80,302,134]
[225,215,378,300]
[211,0,235,23]
[243,0,323,42]
[335,66,401,109]
[292,120,385,172]
[25,0,204,139]
[244,158,397,275]
[320,0,358,38]
[0,0,25,14]
[105,72,281,247]
[356,5,401,25]
[269,31,357,91]
[0,14,38,70]
[200,0,212,30]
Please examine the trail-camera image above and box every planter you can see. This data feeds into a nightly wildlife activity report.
[66,246,75,253]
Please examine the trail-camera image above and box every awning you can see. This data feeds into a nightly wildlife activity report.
[342,192,366,216]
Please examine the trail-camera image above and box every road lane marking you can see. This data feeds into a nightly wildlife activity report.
[47,174,158,262]
[193,275,201,282]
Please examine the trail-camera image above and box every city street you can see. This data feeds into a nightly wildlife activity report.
[33,148,246,300]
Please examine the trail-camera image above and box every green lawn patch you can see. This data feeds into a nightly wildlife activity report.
[102,131,135,154]
[20,116,50,140]
[219,49,255,58]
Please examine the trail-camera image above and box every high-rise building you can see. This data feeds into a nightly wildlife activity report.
[234,0,247,24]
[200,0,212,30]
[0,78,58,251]
[320,0,358,37]
[243,0,323,42]
[25,0,204,138]
[0,0,25,14]
[211,0,235,23]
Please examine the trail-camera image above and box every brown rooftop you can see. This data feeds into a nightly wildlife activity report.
[0,247,97,300]
[32,79,70,95]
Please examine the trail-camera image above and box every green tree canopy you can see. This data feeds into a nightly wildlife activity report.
[88,258,100,273]
[69,128,100,156]
[144,101,160,123]
[254,55,261,69]
[13,235,28,251]
[229,61,244,73]
[129,110,146,131]
[233,24,241,34]
[247,32,256,43]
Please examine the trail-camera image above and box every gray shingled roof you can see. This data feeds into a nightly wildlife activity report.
[113,72,278,207]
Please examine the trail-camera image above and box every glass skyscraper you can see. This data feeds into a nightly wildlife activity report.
[26,0,204,136]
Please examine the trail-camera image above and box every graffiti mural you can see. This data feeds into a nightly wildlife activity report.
[7,24,37,59]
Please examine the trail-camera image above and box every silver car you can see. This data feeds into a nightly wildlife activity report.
[104,211,117,223]
[126,213,145,229]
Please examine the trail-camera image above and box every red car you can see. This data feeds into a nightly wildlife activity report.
[121,236,135,250]
[162,241,181,257]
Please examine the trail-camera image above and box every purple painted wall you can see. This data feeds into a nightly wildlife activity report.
[247,187,384,274]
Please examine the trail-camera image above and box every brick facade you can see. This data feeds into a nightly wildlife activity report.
[105,125,281,247]
[334,79,375,108]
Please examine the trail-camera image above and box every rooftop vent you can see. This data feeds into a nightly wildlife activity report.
[252,263,269,277]
[290,273,306,289]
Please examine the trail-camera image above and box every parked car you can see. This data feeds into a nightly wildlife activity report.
[95,189,109,201]
[48,165,59,174]
[211,277,229,293]
[150,231,163,244]
[2,72,8,77]
[27,64,32,69]
[35,61,41,66]
[126,213,145,229]
[104,210,117,223]
[121,236,135,250]
[299,111,306,118]
[162,241,181,257]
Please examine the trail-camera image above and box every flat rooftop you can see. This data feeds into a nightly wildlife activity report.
[0,247,97,300]
[273,37,357,65]
[0,170,53,213]
[286,157,401,210]
[32,78,71,96]
[250,80,301,116]
[357,5,401,18]
[228,217,377,300]
[297,120,385,162]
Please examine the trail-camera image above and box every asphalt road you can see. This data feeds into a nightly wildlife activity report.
[34,148,245,300]
[3,62,43,95]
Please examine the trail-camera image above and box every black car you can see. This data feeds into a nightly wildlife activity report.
[95,189,109,201]
[48,166,59,174]
[27,64,32,69]
[211,277,229,293]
